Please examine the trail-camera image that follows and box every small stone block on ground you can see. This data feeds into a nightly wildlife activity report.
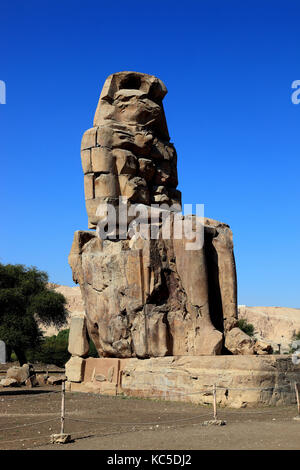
[203,419,227,426]
[50,433,72,444]
[0,378,19,387]
[47,375,65,385]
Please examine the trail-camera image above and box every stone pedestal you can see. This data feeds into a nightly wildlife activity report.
[66,355,300,408]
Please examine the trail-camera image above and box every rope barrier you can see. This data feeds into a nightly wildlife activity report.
[105,385,297,399]
[0,417,58,432]
[0,391,60,401]
[64,412,212,427]
[216,385,293,391]
[0,412,215,448]
[0,384,296,401]
[0,418,193,447]
[0,435,52,445]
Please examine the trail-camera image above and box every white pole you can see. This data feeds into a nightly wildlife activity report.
[213,384,217,420]
[295,382,300,416]
[60,381,65,435]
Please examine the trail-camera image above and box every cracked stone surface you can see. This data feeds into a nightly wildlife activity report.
[69,71,243,358]
[80,71,181,229]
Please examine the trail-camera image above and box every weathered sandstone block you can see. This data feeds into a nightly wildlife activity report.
[6,364,31,384]
[65,356,85,382]
[47,375,65,385]
[81,149,92,174]
[69,216,237,358]
[68,314,89,357]
[225,327,254,355]
[66,356,300,408]
[81,127,97,150]
[80,72,181,228]
[1,378,19,387]
[91,147,116,174]
[119,355,300,407]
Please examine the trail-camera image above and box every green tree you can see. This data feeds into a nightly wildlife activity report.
[27,329,71,367]
[237,318,255,337]
[0,263,67,365]
[88,336,99,358]
[27,329,98,366]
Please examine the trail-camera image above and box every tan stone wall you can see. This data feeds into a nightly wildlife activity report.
[66,355,300,408]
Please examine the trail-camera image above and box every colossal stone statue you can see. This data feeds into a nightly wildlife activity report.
[69,71,244,359]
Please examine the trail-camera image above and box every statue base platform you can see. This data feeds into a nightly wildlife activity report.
[66,355,300,408]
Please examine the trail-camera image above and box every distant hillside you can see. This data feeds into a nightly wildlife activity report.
[40,284,85,336]
[238,305,300,352]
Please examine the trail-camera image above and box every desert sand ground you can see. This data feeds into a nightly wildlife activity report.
[0,388,299,450]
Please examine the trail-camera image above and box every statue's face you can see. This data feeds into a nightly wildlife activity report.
[113,89,164,128]
[94,72,169,139]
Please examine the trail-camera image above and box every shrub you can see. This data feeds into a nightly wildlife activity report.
[237,318,255,337]
[22,328,98,366]
[88,336,99,358]
[26,329,70,367]
[289,331,300,354]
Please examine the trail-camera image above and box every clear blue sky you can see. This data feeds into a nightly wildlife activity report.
[1,0,299,307]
